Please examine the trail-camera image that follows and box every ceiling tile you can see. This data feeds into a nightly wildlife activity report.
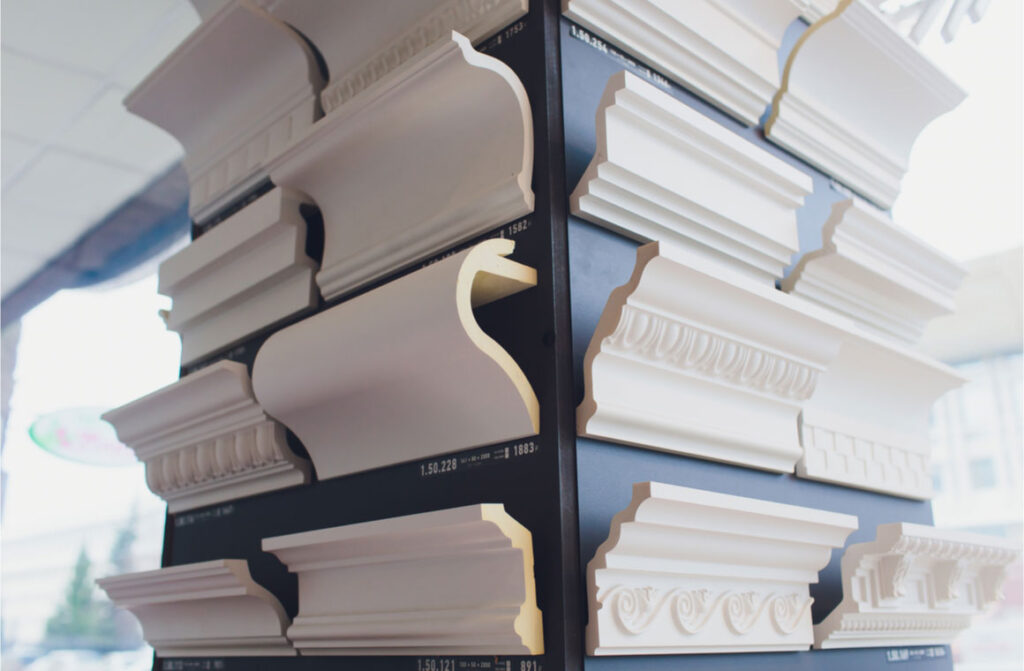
[1,133,38,185]
[0,49,103,142]
[1,251,48,296]
[1,200,93,256]
[112,3,201,91]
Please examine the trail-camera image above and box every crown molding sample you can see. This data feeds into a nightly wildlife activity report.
[268,32,534,301]
[765,0,966,209]
[563,0,810,126]
[125,1,322,222]
[159,187,319,366]
[570,71,811,286]
[587,481,858,655]
[578,242,845,473]
[815,522,1020,649]
[97,559,295,657]
[252,238,539,480]
[262,504,544,655]
[103,361,311,513]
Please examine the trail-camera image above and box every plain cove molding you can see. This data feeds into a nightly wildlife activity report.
[125,1,323,223]
[102,360,311,513]
[268,32,534,302]
[814,523,1020,649]
[252,238,539,480]
[586,481,858,655]
[96,559,295,657]
[765,0,966,210]
[261,504,544,655]
[570,71,811,286]
[158,187,319,367]
[577,242,847,473]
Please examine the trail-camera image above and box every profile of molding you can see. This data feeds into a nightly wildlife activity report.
[782,198,966,345]
[262,504,544,655]
[159,188,319,366]
[256,0,529,114]
[268,33,533,301]
[102,361,311,513]
[766,0,966,209]
[815,522,1020,649]
[125,1,322,222]
[867,0,991,44]
[570,72,811,285]
[252,239,539,480]
[96,559,295,657]
[587,481,858,655]
[578,242,845,473]
[563,0,811,126]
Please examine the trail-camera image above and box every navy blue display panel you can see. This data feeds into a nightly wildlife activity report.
[560,16,954,671]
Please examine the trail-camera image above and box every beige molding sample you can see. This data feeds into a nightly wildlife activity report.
[252,239,539,480]
[262,504,544,655]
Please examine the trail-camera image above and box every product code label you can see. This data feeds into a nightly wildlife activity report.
[162,661,225,670]
[417,659,541,671]
[568,24,670,90]
[885,646,948,663]
[173,504,235,528]
[418,440,540,480]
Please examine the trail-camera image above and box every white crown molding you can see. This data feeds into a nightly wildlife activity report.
[587,481,857,655]
[262,504,544,655]
[782,198,966,345]
[578,242,845,473]
[798,0,840,22]
[102,361,310,513]
[267,33,534,301]
[563,0,810,126]
[815,522,1020,649]
[96,559,295,657]
[252,239,539,480]
[125,1,322,222]
[159,188,319,366]
[256,0,529,115]
[867,0,991,45]
[570,72,810,286]
[765,0,966,209]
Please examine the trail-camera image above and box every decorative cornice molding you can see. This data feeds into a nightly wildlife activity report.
[125,1,322,222]
[268,33,533,301]
[578,242,845,473]
[262,504,544,655]
[159,187,319,366]
[102,361,310,512]
[96,559,295,657]
[868,0,991,45]
[570,71,810,286]
[766,0,966,209]
[587,481,857,655]
[252,239,539,480]
[815,522,1020,649]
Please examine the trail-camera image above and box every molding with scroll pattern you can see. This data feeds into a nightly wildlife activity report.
[252,239,539,480]
[815,522,1020,648]
[97,559,295,657]
[587,481,858,655]
[867,0,991,44]
[102,361,310,513]
[262,504,543,655]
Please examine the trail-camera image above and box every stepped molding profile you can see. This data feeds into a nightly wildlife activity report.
[766,0,966,209]
[571,72,810,286]
[252,239,539,480]
[587,481,858,655]
[268,32,534,301]
[125,1,322,222]
[262,504,544,655]
[815,522,1020,649]
[97,559,295,657]
[159,187,319,366]
[578,242,845,473]
[103,361,310,512]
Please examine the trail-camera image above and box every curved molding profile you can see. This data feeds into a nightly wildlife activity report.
[570,72,810,286]
[868,0,991,44]
[766,0,966,209]
[587,481,857,655]
[96,559,295,657]
[262,504,544,655]
[253,239,539,480]
[815,523,1020,649]
[159,187,319,366]
[125,1,322,222]
[103,361,311,512]
[578,242,845,473]
[268,32,533,301]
